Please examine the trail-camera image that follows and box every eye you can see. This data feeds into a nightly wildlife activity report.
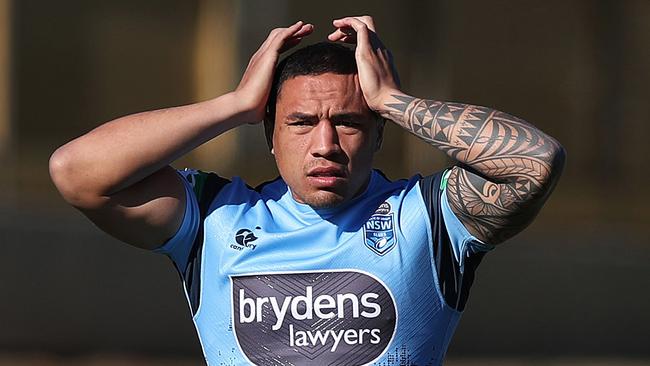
[336,120,359,128]
[288,120,312,127]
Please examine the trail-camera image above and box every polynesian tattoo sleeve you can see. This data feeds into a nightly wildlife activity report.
[380,94,565,244]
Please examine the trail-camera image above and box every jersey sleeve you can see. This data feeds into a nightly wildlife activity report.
[439,169,495,270]
[419,168,494,311]
[153,168,230,314]
[152,169,201,271]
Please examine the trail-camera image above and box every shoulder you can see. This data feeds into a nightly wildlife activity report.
[175,168,230,197]
[372,169,422,194]
[174,168,268,210]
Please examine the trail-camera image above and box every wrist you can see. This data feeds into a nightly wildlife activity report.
[227,90,267,125]
[369,88,405,113]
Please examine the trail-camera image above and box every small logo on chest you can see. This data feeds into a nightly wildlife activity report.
[230,227,260,251]
[363,202,397,256]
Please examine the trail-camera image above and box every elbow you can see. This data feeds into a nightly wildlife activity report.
[49,147,78,204]
[551,143,567,178]
[541,142,567,193]
[49,147,101,208]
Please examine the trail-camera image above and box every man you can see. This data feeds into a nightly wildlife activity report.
[49,16,565,365]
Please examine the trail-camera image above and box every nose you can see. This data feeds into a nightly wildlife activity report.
[310,120,342,158]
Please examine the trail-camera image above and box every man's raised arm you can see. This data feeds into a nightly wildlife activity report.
[381,95,565,244]
[329,16,566,245]
[49,21,313,249]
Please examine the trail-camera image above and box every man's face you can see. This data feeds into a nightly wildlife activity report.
[272,72,382,209]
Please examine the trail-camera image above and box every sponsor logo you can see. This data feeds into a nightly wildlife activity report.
[231,270,397,366]
[363,202,397,255]
[230,227,260,251]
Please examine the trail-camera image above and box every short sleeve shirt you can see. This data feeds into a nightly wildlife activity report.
[155,168,493,365]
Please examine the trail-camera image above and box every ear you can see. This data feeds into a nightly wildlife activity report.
[263,108,274,151]
[375,118,386,152]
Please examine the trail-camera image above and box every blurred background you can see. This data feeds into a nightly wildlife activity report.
[1,0,649,365]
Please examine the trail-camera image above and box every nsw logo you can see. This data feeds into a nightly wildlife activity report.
[363,202,396,256]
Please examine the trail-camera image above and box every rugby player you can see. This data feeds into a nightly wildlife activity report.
[49,16,565,365]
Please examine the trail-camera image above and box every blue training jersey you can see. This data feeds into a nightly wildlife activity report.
[154,168,494,366]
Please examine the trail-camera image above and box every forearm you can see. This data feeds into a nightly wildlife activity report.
[330,14,565,243]
[377,91,566,243]
[50,91,247,198]
[379,91,565,189]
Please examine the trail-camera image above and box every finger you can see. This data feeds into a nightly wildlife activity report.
[326,34,357,44]
[281,21,308,39]
[332,18,370,50]
[265,21,303,49]
[242,21,308,83]
[270,21,312,51]
[327,27,355,42]
[292,23,314,38]
[333,15,375,32]
[328,34,357,44]
[338,35,357,44]
[277,24,313,53]
[358,15,376,32]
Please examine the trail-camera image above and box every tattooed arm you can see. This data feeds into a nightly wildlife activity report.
[329,15,566,245]
[380,96,566,244]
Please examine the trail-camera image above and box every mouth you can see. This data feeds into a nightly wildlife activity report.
[306,166,347,187]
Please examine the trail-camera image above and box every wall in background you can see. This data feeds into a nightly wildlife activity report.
[1,0,648,360]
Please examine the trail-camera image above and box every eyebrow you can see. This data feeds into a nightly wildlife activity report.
[331,112,368,122]
[285,112,368,122]
[285,112,319,122]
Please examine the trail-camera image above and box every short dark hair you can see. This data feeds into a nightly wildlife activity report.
[263,42,361,148]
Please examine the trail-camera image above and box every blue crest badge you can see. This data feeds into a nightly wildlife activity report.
[363,202,396,256]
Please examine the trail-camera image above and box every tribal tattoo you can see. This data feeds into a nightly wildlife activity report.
[381,94,565,244]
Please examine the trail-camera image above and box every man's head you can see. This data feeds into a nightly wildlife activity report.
[264,42,385,209]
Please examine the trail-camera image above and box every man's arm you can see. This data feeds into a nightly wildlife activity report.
[49,21,313,250]
[380,96,565,244]
[329,16,566,245]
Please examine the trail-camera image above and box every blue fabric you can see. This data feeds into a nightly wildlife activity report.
[155,168,489,365]
[153,169,200,275]
[440,181,495,274]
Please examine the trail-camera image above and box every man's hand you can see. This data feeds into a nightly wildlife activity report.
[49,21,312,250]
[328,18,565,246]
[328,16,400,112]
[235,20,313,124]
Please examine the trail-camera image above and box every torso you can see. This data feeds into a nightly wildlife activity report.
[189,171,460,365]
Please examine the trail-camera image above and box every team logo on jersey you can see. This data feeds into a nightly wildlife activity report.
[363,202,396,256]
[231,270,397,366]
[230,227,260,251]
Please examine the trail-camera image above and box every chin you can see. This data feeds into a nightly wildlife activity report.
[302,191,347,209]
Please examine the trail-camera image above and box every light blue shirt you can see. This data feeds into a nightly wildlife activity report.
[155,168,492,365]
